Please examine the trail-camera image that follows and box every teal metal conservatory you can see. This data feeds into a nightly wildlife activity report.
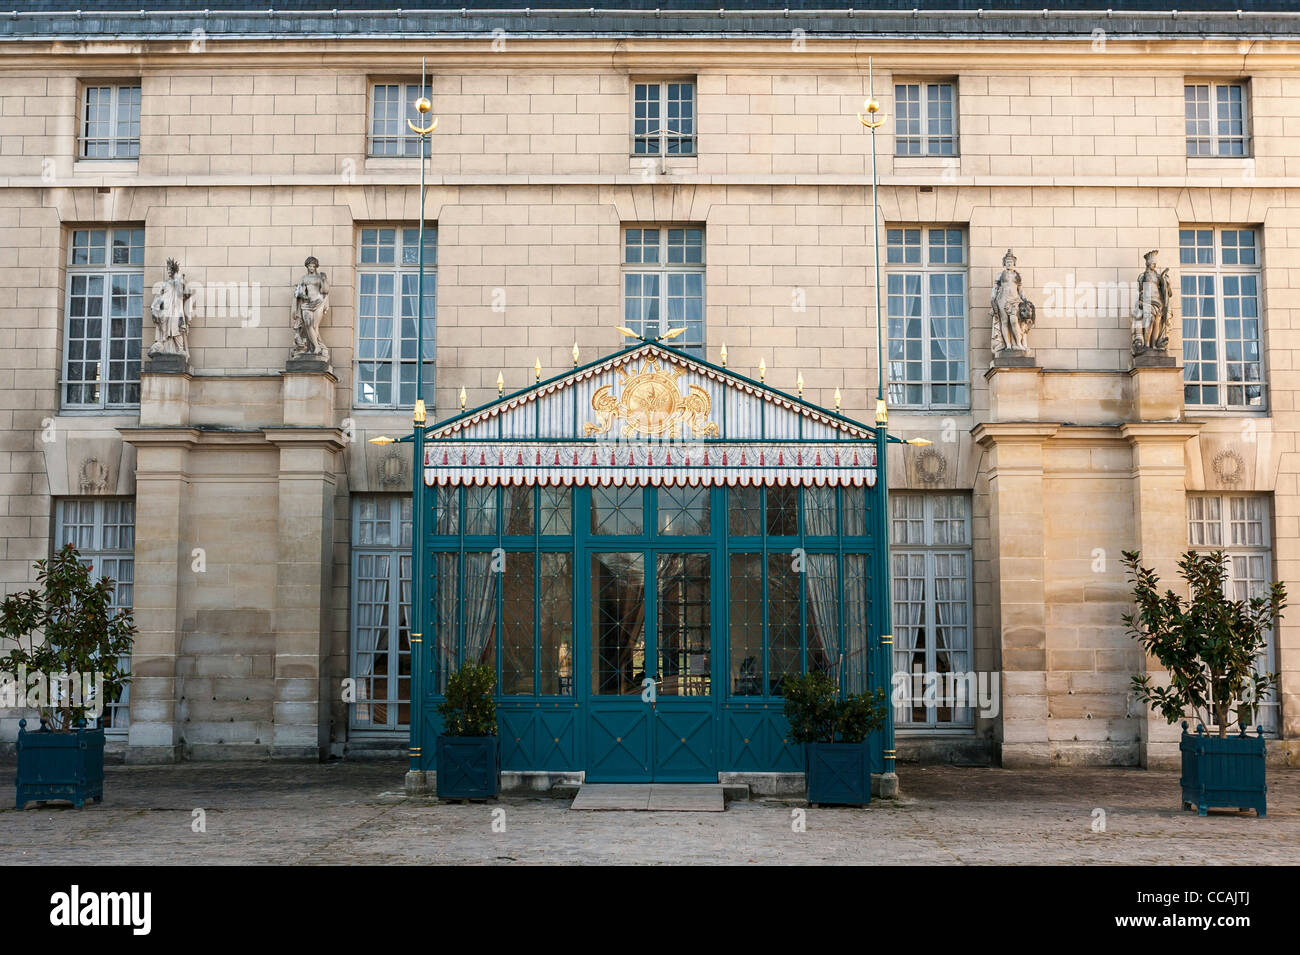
[408,340,894,784]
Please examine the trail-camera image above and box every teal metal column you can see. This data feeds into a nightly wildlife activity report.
[875,420,895,782]
[407,72,437,780]
[409,403,426,773]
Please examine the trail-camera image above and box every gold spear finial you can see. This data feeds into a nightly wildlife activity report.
[497,371,505,396]
[616,326,641,340]
[659,327,686,342]
[759,358,766,382]
[834,387,842,411]
[368,436,395,445]
[907,438,933,446]
[797,371,804,397]
[720,343,728,367]
[572,342,580,366]
[459,385,467,411]
[534,357,542,382]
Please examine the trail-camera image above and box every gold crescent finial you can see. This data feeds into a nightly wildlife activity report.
[858,97,885,129]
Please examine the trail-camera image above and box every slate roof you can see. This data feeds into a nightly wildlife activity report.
[3,2,1300,40]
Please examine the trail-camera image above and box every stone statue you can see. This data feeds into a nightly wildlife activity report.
[148,257,196,360]
[990,249,1035,358]
[291,256,330,363]
[1132,249,1173,354]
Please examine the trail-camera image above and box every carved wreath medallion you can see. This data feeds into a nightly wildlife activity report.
[1212,448,1245,486]
[584,358,719,438]
[914,447,947,486]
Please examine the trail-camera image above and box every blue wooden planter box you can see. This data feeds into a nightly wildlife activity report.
[15,719,105,810]
[805,741,871,806]
[1179,721,1266,817]
[436,734,500,800]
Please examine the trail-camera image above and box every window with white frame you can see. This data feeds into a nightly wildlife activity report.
[895,80,958,157]
[355,226,437,408]
[351,495,412,732]
[80,83,141,160]
[891,493,973,729]
[64,227,144,410]
[632,80,696,156]
[1185,81,1249,157]
[55,498,135,732]
[1180,227,1264,410]
[368,81,433,157]
[886,226,968,409]
[1187,494,1277,732]
[622,226,705,355]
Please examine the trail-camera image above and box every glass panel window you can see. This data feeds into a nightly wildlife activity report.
[632,80,696,156]
[895,81,957,156]
[623,226,705,355]
[350,495,413,730]
[891,493,973,729]
[1180,227,1264,410]
[355,225,436,407]
[887,226,968,409]
[65,227,144,409]
[1185,81,1249,157]
[657,486,710,536]
[591,486,644,536]
[369,82,433,157]
[81,84,141,159]
[1187,494,1276,732]
[592,552,647,695]
[55,498,135,732]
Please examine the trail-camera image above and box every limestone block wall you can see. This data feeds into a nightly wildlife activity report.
[0,38,1297,761]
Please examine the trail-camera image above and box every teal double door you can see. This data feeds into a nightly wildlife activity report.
[585,548,718,782]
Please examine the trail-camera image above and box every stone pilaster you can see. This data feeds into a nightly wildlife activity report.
[118,428,197,764]
[974,421,1058,767]
[264,368,343,759]
[1122,417,1202,769]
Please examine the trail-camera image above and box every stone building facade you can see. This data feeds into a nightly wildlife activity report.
[0,3,1297,771]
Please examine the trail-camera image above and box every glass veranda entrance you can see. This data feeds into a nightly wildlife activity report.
[412,340,890,785]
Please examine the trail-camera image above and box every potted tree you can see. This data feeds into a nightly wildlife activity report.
[1123,549,1285,818]
[3,543,135,809]
[435,662,499,800]
[783,671,887,806]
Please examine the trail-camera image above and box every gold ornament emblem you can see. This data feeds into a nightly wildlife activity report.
[584,357,719,438]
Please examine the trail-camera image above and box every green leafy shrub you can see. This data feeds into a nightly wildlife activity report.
[1,543,136,731]
[783,671,887,745]
[437,663,497,737]
[1123,549,1285,738]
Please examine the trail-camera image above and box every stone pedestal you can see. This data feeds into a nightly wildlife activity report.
[143,353,189,375]
[985,363,1042,421]
[1132,351,1177,369]
[285,355,332,375]
[992,353,1036,369]
[1129,362,1184,421]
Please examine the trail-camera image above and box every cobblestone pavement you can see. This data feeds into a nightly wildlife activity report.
[1,760,1297,864]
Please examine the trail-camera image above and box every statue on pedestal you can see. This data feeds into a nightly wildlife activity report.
[991,249,1036,360]
[148,258,195,361]
[291,256,330,364]
[1132,249,1173,355]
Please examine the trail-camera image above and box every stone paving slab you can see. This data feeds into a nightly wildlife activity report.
[572,783,725,811]
[0,760,1297,865]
